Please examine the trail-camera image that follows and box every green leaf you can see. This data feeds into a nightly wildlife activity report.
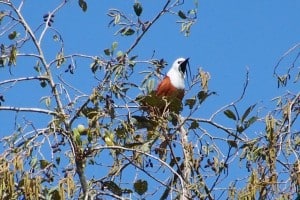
[129,55,138,61]
[224,109,237,120]
[244,116,258,129]
[55,157,60,165]
[116,50,123,58]
[146,78,155,93]
[104,131,114,146]
[134,179,148,195]
[56,52,65,67]
[121,27,135,36]
[0,95,4,103]
[111,41,118,51]
[0,58,4,67]
[167,97,183,114]
[241,104,256,122]
[133,2,143,16]
[189,120,199,130]
[90,58,101,73]
[141,141,152,152]
[104,48,111,56]
[81,106,99,119]
[40,159,50,169]
[49,189,61,199]
[34,61,41,73]
[74,129,82,146]
[103,181,122,196]
[8,45,17,66]
[45,96,51,108]
[132,115,157,130]
[197,90,216,104]
[53,34,59,42]
[185,97,196,109]
[40,80,47,88]
[227,140,238,148]
[237,125,244,133]
[78,0,87,12]
[30,157,38,168]
[178,10,187,19]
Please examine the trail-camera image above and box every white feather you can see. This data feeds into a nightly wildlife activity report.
[166,58,186,89]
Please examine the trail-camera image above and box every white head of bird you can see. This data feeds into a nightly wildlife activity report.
[167,57,189,89]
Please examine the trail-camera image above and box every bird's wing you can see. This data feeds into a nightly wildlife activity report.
[156,76,173,96]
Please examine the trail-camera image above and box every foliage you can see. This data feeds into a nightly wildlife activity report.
[0,0,299,199]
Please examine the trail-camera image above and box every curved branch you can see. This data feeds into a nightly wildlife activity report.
[273,43,300,77]
[187,117,243,141]
[94,145,185,196]
[48,53,96,68]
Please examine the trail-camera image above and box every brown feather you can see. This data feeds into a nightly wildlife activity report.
[156,76,184,100]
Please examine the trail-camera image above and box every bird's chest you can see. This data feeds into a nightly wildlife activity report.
[169,75,185,89]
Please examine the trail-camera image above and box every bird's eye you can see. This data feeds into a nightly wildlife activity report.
[177,61,182,64]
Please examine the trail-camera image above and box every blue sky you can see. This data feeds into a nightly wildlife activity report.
[1,0,300,198]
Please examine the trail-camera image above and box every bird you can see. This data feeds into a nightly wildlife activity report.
[156,57,190,101]
[135,58,190,116]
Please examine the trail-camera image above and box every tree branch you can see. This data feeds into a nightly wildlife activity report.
[125,0,171,55]
[10,1,66,117]
[273,43,300,77]
[94,145,185,196]
[0,106,57,116]
[0,76,49,86]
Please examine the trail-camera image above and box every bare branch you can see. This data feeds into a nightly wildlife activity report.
[0,106,57,116]
[0,76,49,86]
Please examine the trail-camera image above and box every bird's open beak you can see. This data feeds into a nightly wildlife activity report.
[180,58,190,74]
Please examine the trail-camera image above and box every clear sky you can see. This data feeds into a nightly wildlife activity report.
[1,0,300,198]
